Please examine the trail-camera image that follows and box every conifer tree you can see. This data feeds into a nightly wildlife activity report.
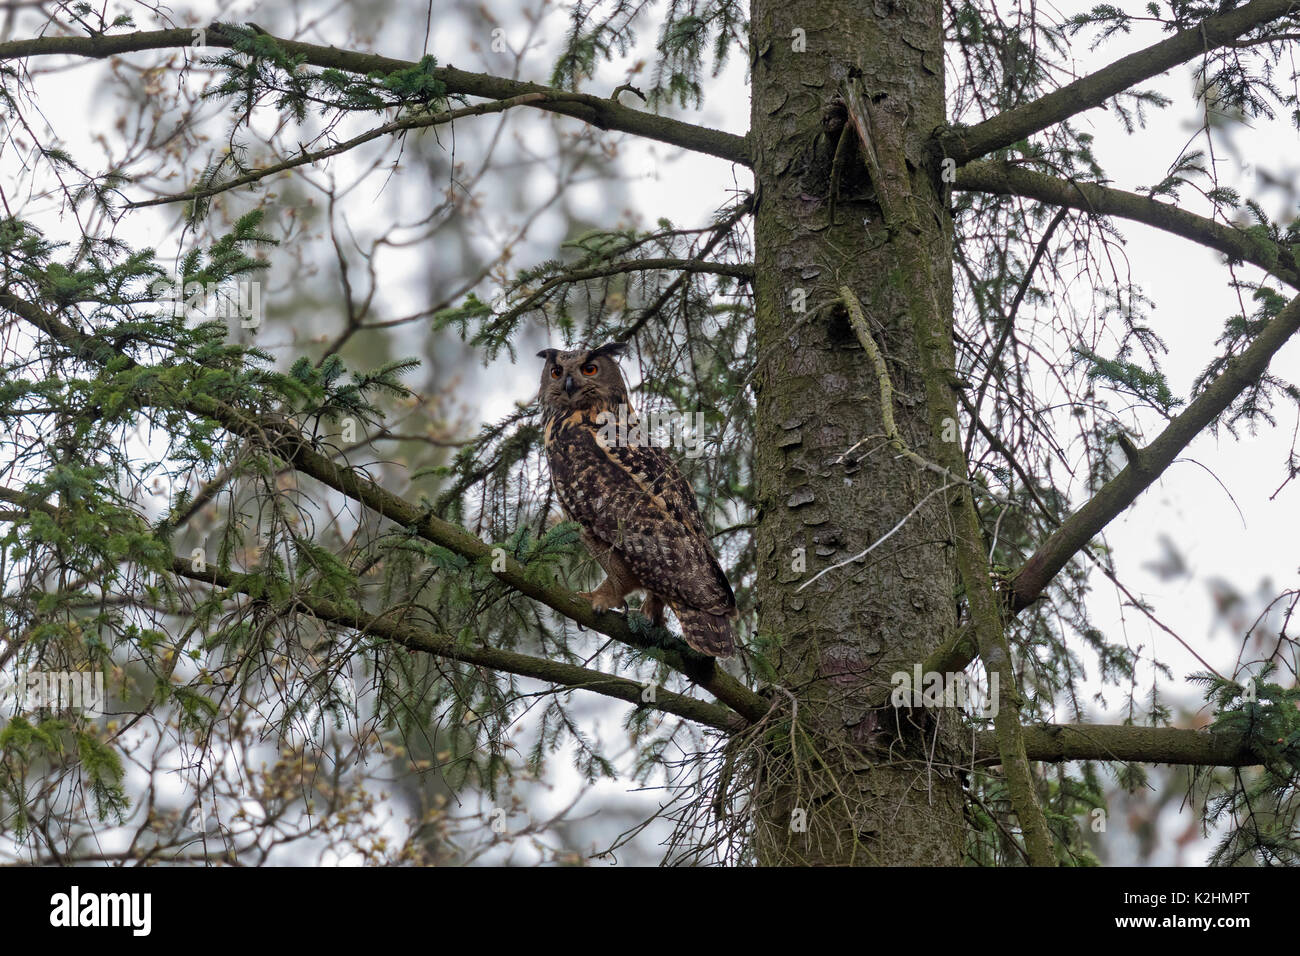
[0,0,1298,865]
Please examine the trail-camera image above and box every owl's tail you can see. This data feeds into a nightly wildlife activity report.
[674,605,736,658]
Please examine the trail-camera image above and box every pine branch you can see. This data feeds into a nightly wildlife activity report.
[924,291,1300,671]
[0,289,771,725]
[941,0,1300,165]
[0,479,741,729]
[171,556,746,733]
[0,26,751,165]
[617,194,754,341]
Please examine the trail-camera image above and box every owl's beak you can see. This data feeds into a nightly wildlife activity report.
[563,374,577,396]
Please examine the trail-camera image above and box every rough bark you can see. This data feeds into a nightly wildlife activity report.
[748,0,967,865]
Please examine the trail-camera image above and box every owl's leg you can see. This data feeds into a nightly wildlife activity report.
[578,576,632,613]
[578,534,638,613]
[641,592,667,628]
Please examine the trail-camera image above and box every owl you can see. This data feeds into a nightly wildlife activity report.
[536,342,737,657]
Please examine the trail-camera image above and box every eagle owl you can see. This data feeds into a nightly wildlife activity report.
[536,342,737,657]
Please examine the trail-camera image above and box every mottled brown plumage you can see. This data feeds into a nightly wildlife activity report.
[536,342,737,657]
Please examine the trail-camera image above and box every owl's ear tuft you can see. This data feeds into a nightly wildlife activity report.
[586,341,628,362]
[536,348,558,362]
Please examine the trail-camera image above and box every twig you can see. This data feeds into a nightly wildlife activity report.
[797,482,954,592]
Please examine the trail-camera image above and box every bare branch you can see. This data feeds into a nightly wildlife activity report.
[955,160,1300,289]
[977,723,1264,767]
[495,257,754,331]
[941,0,1300,165]
[128,92,558,209]
[1010,289,1300,611]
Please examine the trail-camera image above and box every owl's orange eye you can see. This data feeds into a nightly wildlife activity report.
[550,367,562,378]
[580,363,598,376]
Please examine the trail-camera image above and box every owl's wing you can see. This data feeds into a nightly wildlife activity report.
[551,428,735,616]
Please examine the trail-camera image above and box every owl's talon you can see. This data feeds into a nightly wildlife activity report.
[578,590,625,614]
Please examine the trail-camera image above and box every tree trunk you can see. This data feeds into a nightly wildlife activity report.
[749,0,967,865]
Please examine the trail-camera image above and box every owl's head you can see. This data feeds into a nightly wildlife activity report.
[537,342,630,414]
